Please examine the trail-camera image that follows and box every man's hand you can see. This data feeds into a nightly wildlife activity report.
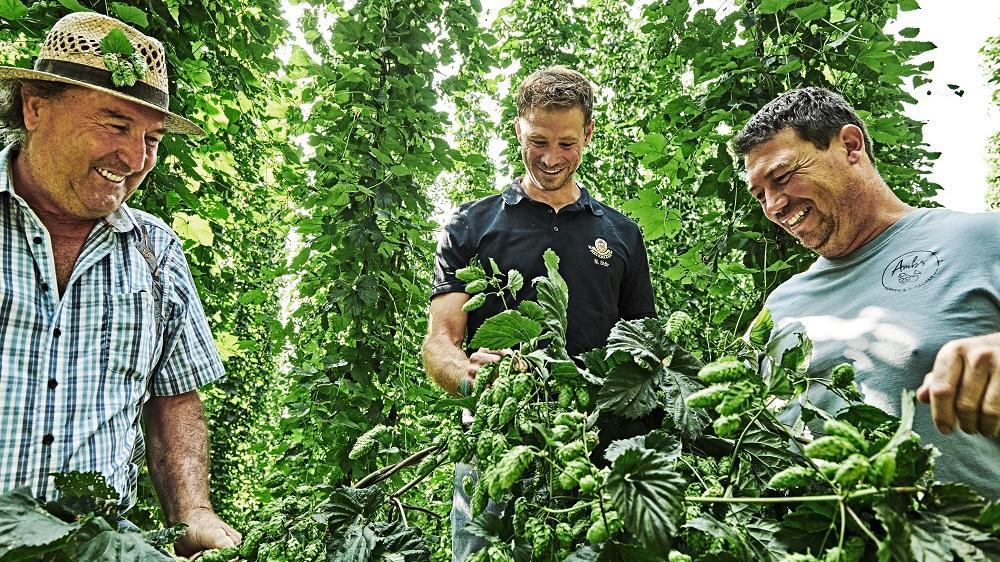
[466,347,510,385]
[175,507,241,558]
[917,333,1000,436]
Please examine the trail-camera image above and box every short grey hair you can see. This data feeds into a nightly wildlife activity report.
[733,87,875,163]
[0,79,75,146]
[515,65,594,124]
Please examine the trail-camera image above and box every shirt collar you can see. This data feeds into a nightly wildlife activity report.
[502,177,604,216]
[1,142,138,234]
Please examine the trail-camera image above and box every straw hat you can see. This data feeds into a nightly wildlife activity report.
[0,12,203,135]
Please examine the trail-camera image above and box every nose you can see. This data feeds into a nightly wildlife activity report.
[117,134,147,173]
[763,189,787,220]
[539,150,560,167]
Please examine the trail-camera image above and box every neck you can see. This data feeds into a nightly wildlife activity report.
[827,176,913,258]
[521,177,581,212]
[12,150,97,238]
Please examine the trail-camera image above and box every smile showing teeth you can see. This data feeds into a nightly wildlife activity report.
[785,207,809,228]
[539,167,564,174]
[96,168,126,182]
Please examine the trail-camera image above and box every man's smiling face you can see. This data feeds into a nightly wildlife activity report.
[745,126,866,258]
[515,107,593,196]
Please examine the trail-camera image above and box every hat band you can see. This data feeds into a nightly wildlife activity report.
[33,59,169,109]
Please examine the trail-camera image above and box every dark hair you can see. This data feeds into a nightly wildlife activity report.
[0,79,74,145]
[515,65,594,125]
[733,87,875,163]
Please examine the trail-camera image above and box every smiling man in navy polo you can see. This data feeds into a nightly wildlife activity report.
[422,65,656,561]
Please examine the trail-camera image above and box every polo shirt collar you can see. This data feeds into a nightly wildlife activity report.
[502,177,604,216]
[1,142,138,234]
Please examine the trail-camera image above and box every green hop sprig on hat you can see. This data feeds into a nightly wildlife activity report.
[100,29,148,88]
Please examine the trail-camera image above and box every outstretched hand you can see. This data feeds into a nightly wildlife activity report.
[917,333,1000,436]
[175,507,241,559]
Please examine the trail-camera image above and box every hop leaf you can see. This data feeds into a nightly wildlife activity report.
[100,29,135,57]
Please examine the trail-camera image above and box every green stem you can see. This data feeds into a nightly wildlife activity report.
[540,500,595,515]
[686,486,920,505]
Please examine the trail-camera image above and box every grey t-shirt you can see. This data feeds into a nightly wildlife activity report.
[766,208,1000,499]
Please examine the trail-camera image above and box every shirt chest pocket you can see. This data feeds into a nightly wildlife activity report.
[101,291,158,387]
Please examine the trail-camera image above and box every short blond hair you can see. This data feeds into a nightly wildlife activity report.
[515,66,593,124]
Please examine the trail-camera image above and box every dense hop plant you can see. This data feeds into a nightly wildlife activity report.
[217,249,998,561]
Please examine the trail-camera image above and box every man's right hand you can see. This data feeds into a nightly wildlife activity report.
[466,348,510,386]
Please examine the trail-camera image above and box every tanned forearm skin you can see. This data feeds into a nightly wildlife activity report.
[145,391,240,557]
[144,391,212,524]
[422,331,470,397]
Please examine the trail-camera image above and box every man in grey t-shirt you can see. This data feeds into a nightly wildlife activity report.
[733,88,1000,499]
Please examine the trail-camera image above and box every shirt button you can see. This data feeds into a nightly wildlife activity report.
[553,226,559,232]
[547,209,554,214]
[40,282,49,292]
[32,236,42,244]
[53,327,61,337]
[48,379,58,389]
[42,434,54,446]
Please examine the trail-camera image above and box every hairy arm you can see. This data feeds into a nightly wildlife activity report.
[422,292,503,396]
[145,391,240,557]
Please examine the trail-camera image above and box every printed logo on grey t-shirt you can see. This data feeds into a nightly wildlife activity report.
[881,250,940,291]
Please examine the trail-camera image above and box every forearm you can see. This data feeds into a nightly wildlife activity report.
[144,391,213,524]
[422,333,470,396]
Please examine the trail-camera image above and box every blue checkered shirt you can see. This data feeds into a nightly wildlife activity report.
[0,144,225,509]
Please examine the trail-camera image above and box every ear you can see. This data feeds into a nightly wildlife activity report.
[839,124,866,164]
[582,119,595,146]
[514,116,524,145]
[20,89,47,132]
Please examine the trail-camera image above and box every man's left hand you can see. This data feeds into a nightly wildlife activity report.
[174,507,241,559]
[918,333,1000,436]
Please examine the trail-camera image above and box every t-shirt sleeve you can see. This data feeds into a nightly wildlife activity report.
[150,240,225,396]
[619,228,657,320]
[431,211,474,298]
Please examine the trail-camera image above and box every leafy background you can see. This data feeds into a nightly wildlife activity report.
[1,0,997,559]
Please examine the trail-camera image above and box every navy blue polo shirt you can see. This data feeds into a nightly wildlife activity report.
[432,179,656,356]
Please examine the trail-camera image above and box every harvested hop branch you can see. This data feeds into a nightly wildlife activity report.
[697,357,749,384]
[486,446,533,497]
[456,265,484,282]
[870,452,897,487]
[713,414,742,437]
[823,419,868,454]
[834,454,870,488]
[199,546,239,562]
[717,381,758,415]
[465,279,488,294]
[349,424,388,460]
[665,310,693,339]
[685,383,730,408]
[463,293,486,312]
[767,465,815,489]
[803,435,857,462]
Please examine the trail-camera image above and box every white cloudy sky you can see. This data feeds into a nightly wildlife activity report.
[891,1,999,211]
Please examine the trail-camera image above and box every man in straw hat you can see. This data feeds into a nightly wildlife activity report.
[0,12,239,555]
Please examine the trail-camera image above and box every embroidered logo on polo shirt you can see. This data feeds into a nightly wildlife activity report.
[881,250,940,292]
[589,238,612,260]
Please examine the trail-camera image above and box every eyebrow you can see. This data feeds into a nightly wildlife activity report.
[99,109,168,136]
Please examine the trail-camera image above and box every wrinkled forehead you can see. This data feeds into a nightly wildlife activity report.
[518,107,588,141]
[743,129,803,187]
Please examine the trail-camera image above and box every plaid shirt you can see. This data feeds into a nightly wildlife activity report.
[0,144,224,509]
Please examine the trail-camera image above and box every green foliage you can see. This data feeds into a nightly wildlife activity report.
[4,2,997,561]
[0,475,180,561]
